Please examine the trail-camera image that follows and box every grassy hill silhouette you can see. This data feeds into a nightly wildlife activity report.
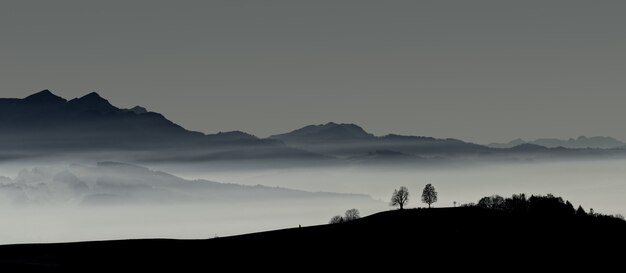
[1,197,624,270]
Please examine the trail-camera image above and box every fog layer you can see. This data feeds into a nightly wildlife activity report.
[1,158,624,244]
[166,159,626,217]
[0,162,382,244]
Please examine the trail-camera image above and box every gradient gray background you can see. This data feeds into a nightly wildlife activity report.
[2,1,625,143]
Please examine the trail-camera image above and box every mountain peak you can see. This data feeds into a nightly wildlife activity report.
[320,122,373,137]
[269,122,375,143]
[128,106,148,114]
[79,92,107,102]
[510,143,548,151]
[23,90,67,104]
[210,131,259,141]
[323,122,365,130]
[68,92,117,112]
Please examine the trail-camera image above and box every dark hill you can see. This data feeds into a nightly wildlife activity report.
[1,207,623,270]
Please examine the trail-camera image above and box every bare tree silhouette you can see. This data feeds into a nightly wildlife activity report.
[344,209,360,221]
[421,184,437,208]
[390,186,409,210]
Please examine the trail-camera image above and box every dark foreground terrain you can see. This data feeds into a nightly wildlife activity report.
[1,207,625,270]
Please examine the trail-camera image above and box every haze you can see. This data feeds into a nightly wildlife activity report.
[1,158,625,244]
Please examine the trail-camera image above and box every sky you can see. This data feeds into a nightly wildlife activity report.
[1,1,626,144]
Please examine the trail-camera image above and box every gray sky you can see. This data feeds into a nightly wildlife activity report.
[2,1,625,143]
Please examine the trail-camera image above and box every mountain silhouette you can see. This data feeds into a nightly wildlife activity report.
[509,143,550,152]
[488,138,527,149]
[3,90,626,164]
[0,90,321,162]
[66,92,118,113]
[128,106,148,114]
[489,136,625,149]
[269,123,489,157]
[270,122,375,144]
[22,89,67,104]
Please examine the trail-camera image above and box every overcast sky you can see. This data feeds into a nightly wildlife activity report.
[2,1,625,143]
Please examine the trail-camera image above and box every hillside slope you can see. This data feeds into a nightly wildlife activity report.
[1,207,623,270]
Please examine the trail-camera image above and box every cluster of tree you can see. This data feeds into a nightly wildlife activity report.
[476,193,578,214]
[390,184,437,209]
[471,193,625,220]
[329,183,438,224]
[330,190,624,225]
[329,208,360,224]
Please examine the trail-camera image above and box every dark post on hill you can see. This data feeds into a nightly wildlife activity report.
[421,184,437,208]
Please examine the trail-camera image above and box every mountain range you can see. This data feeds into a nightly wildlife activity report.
[269,122,489,157]
[2,90,626,164]
[0,90,321,162]
[488,136,625,149]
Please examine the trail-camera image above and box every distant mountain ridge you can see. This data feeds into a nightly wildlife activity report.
[270,122,375,144]
[0,90,321,162]
[488,136,625,149]
[2,90,626,164]
[269,122,489,157]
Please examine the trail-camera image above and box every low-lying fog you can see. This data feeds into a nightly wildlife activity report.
[160,159,626,216]
[1,158,624,244]
[0,202,384,245]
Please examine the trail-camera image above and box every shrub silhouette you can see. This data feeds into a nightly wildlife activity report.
[478,195,505,210]
[329,209,361,224]
[329,215,344,224]
[344,209,360,221]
